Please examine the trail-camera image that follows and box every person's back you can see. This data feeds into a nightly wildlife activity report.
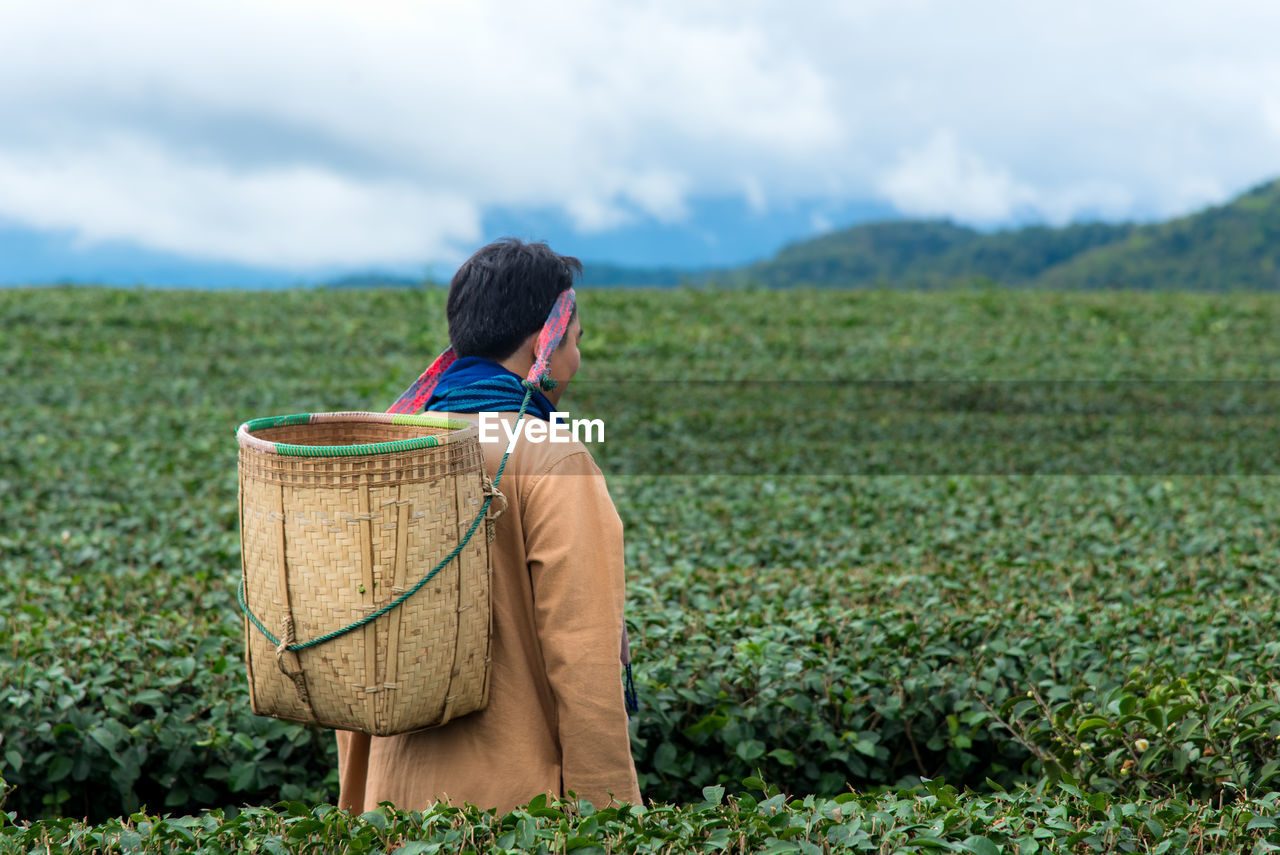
[335,239,640,812]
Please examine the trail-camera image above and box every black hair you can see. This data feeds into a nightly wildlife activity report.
[446,238,582,361]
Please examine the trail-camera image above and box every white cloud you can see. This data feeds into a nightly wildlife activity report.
[1035,182,1135,225]
[621,170,691,224]
[0,0,842,269]
[877,131,1038,224]
[1266,98,1280,141]
[741,177,768,215]
[809,211,833,234]
[0,136,478,267]
[563,195,631,235]
[1,0,1279,268]
[791,0,1280,222]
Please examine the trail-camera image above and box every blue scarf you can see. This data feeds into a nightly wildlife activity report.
[423,356,556,420]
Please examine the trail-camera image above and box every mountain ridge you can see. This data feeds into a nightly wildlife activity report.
[590,176,1280,290]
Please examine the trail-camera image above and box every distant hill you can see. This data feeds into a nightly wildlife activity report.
[732,219,1136,288]
[1034,179,1280,290]
[743,220,980,287]
[592,177,1278,290]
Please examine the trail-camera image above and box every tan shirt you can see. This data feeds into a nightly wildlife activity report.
[335,410,641,813]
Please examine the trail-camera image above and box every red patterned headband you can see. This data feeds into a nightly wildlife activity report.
[387,287,576,415]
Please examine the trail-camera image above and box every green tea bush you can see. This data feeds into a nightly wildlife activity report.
[4,286,1280,831]
[1,559,335,819]
[5,783,1280,854]
[627,571,1280,803]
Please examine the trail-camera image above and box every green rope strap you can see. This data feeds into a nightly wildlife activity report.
[238,383,535,652]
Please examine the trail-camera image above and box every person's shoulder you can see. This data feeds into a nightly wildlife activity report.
[515,430,603,481]
[500,423,613,523]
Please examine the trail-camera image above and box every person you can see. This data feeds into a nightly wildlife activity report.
[334,238,642,813]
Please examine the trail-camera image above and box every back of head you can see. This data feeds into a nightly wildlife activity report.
[447,238,582,361]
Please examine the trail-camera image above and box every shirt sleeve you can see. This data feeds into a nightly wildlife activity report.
[522,450,642,807]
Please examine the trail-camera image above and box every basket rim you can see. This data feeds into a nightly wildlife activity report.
[237,411,476,458]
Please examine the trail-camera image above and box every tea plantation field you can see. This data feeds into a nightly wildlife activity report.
[3,285,1280,852]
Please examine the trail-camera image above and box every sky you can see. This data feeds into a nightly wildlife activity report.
[1,1,1279,284]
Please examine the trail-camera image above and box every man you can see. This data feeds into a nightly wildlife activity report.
[335,238,641,812]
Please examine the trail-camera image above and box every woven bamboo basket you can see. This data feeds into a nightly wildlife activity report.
[236,411,499,736]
